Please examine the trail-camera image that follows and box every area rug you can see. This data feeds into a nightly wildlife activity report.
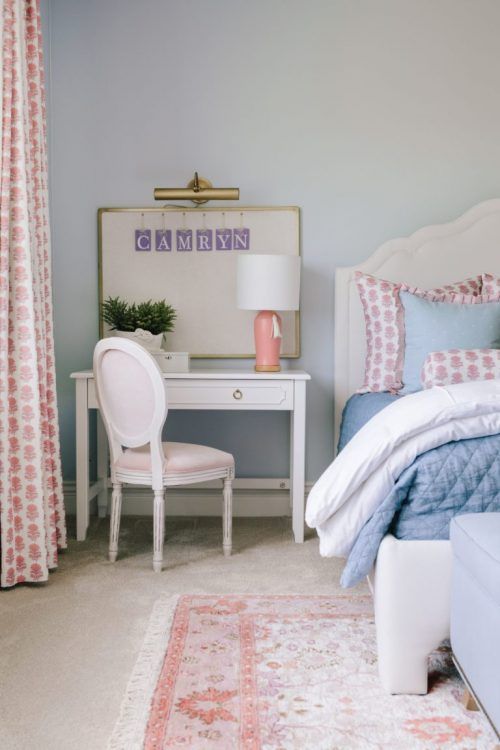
[108,594,494,749]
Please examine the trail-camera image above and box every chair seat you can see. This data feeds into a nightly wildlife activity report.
[115,441,234,476]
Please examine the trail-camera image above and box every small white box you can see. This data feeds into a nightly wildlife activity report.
[152,351,190,373]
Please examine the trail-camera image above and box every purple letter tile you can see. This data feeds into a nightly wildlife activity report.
[215,228,232,250]
[176,229,193,251]
[196,229,213,251]
[233,227,250,250]
[135,229,151,251]
[156,229,172,251]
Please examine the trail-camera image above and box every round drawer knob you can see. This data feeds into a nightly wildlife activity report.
[233,389,243,400]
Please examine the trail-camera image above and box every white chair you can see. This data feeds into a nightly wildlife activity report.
[93,337,234,572]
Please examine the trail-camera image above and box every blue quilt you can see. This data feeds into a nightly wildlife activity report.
[338,395,500,587]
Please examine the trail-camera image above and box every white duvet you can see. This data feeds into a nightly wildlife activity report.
[306,380,500,558]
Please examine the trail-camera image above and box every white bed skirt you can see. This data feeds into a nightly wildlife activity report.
[369,535,453,694]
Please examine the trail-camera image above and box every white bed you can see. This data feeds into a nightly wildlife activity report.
[333,199,500,694]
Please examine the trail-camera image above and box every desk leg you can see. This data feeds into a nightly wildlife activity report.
[76,379,90,541]
[97,414,109,518]
[291,380,306,543]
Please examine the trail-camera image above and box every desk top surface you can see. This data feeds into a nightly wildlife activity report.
[71,369,311,381]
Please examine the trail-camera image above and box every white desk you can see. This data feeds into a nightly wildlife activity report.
[70,369,310,543]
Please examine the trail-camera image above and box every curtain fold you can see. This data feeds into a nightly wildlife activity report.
[0,0,66,587]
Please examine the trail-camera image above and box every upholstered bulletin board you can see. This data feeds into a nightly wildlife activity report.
[98,206,300,358]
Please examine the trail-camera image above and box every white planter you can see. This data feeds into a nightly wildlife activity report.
[114,329,164,351]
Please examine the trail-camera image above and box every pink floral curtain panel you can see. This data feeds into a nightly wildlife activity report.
[0,0,66,586]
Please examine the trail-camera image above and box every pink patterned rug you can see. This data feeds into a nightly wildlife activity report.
[108,594,494,749]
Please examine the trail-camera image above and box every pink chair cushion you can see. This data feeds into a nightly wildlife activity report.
[115,441,234,475]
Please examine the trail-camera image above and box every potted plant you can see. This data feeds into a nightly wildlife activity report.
[101,296,177,350]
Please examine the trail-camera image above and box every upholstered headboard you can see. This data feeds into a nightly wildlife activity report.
[334,199,500,448]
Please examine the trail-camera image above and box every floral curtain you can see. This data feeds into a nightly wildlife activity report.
[0,0,66,586]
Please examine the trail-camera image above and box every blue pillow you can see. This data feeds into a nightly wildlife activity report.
[400,291,500,394]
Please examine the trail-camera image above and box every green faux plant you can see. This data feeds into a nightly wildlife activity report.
[101,296,177,335]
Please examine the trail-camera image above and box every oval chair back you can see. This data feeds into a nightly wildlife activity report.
[93,337,167,489]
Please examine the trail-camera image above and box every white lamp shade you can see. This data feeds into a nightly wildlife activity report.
[237,254,301,311]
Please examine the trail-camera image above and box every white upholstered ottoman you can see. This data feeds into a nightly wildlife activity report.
[450,513,500,741]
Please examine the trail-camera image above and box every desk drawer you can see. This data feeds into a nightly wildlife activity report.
[168,380,293,410]
[87,378,294,410]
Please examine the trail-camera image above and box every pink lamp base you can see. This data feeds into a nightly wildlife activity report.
[254,310,282,372]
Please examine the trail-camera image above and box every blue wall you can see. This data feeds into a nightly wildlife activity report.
[45,0,500,483]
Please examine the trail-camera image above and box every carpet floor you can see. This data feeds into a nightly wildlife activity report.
[0,515,361,750]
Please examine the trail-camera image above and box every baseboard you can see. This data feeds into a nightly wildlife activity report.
[63,481,314,518]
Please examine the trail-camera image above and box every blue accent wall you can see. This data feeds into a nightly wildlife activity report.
[44,0,500,482]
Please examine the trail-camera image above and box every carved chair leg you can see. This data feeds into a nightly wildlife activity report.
[222,477,233,557]
[109,481,122,562]
[153,488,165,573]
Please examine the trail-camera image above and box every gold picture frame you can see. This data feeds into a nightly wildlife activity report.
[98,206,300,359]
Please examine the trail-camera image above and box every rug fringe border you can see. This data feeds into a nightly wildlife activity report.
[107,594,179,750]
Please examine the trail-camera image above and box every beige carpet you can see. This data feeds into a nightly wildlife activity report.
[0,515,367,750]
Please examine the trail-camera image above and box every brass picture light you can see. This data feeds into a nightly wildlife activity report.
[154,172,239,205]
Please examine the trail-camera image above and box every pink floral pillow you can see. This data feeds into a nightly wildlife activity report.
[421,348,500,388]
[355,272,482,393]
[482,273,500,296]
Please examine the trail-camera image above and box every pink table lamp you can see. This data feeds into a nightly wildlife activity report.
[237,254,300,372]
